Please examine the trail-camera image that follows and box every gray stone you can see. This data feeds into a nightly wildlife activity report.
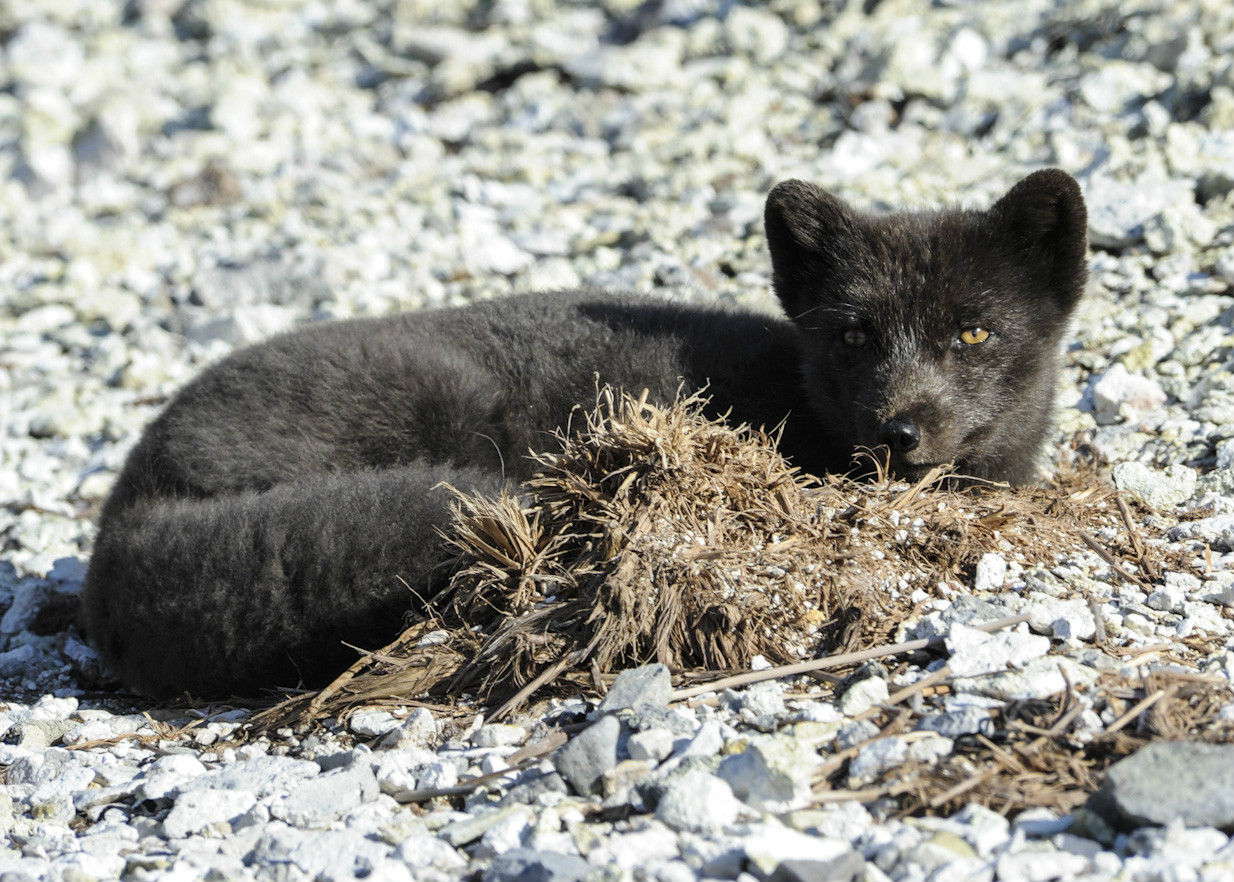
[1091,364,1167,424]
[552,714,621,796]
[498,771,570,807]
[0,582,49,635]
[162,789,257,839]
[270,764,379,828]
[0,644,40,678]
[598,663,672,713]
[717,735,816,811]
[626,703,700,737]
[1168,514,1234,551]
[1112,462,1197,509]
[1090,741,1234,830]
[440,804,531,848]
[742,826,864,882]
[482,848,592,882]
[654,769,741,833]
[916,707,995,739]
[179,755,320,798]
[973,552,1007,592]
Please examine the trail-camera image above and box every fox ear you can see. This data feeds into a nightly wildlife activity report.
[764,180,858,318]
[988,169,1088,308]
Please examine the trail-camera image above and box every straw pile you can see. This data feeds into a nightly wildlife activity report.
[256,388,1118,729]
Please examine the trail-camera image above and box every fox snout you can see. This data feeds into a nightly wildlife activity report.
[866,364,960,476]
[876,415,921,453]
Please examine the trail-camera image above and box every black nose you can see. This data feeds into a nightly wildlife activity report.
[877,416,920,453]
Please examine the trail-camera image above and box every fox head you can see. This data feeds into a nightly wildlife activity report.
[764,169,1088,484]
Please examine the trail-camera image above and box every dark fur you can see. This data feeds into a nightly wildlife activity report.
[82,170,1087,697]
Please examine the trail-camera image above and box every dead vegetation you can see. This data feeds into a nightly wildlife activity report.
[250,387,1234,818]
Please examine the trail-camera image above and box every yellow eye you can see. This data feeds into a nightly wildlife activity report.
[960,327,989,345]
[842,328,868,347]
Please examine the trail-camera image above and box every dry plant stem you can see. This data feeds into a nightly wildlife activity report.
[854,665,953,722]
[1105,687,1172,735]
[491,635,601,721]
[813,781,914,803]
[672,613,1030,701]
[506,729,569,765]
[1079,531,1148,588]
[306,628,429,720]
[927,766,1000,808]
[1115,493,1161,582]
[1046,700,1087,738]
[397,725,572,805]
[1089,596,1108,645]
[814,708,914,783]
[393,756,543,804]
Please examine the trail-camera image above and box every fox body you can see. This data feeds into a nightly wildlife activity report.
[83,170,1087,697]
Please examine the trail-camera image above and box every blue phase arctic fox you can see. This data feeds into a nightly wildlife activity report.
[82,170,1088,698]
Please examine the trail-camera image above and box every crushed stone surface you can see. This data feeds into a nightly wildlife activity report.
[4,1,1234,880]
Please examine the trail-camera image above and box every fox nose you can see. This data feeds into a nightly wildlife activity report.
[877,416,921,453]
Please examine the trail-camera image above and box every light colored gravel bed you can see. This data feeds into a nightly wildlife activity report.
[3,1,1234,880]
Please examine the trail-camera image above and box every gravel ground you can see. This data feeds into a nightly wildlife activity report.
[4,0,1234,880]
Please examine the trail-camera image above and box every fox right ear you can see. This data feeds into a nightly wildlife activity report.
[764,180,857,318]
[988,169,1088,308]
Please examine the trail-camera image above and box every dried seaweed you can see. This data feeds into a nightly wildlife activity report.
[247,388,1234,821]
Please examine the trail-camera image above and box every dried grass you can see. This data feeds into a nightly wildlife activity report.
[840,667,1234,819]
[251,388,1234,822]
[256,388,1124,732]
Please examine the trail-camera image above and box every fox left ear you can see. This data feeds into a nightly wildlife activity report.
[988,169,1088,308]
[764,179,859,319]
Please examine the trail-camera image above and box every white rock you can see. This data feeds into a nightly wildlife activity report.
[655,770,741,833]
[996,849,1090,882]
[628,728,678,763]
[1112,462,1197,509]
[270,765,380,828]
[378,708,440,749]
[974,552,1007,591]
[741,824,863,881]
[472,723,526,749]
[945,623,1051,678]
[350,709,401,738]
[848,736,908,786]
[1091,363,1167,423]
[475,806,534,856]
[391,832,468,869]
[717,734,817,812]
[954,656,1100,701]
[162,789,257,839]
[1027,598,1097,642]
[837,676,889,717]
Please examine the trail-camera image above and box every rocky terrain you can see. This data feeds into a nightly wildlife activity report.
[3,0,1234,879]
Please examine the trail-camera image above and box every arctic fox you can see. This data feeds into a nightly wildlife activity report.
[82,169,1087,697]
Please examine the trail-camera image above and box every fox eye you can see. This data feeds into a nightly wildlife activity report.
[841,328,868,347]
[959,327,989,345]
